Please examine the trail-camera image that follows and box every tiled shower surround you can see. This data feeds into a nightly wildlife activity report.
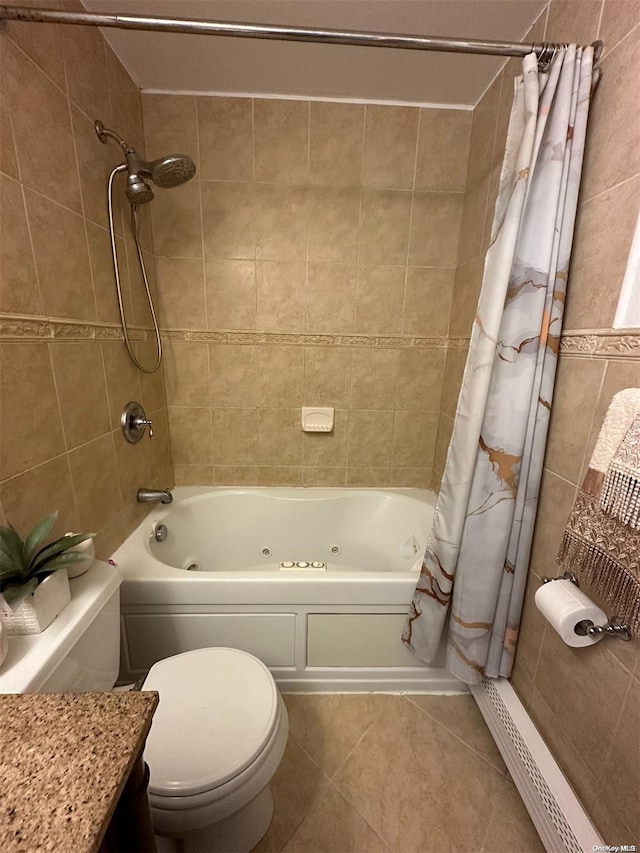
[142,95,476,489]
[0,0,171,558]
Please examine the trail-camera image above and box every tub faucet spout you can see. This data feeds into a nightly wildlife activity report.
[137,487,173,504]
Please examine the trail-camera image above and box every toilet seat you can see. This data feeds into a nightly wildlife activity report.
[142,647,279,800]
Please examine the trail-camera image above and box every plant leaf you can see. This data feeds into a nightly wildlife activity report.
[2,579,38,611]
[0,538,24,575]
[31,552,88,575]
[29,532,94,572]
[22,510,58,567]
[0,561,27,590]
[0,525,27,575]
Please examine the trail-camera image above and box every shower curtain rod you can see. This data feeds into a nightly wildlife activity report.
[0,6,603,69]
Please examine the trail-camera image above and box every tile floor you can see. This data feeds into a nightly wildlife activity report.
[252,693,544,853]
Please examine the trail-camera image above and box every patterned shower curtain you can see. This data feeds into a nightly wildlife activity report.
[403,46,594,684]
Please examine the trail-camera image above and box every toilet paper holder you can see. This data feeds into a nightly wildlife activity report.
[540,574,631,641]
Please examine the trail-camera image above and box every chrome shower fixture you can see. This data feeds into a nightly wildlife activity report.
[95,119,196,373]
[95,119,196,204]
[94,119,129,152]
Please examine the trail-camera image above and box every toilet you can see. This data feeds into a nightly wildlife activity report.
[143,647,289,853]
[0,563,288,853]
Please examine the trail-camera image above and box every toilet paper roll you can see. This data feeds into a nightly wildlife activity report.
[534,579,607,647]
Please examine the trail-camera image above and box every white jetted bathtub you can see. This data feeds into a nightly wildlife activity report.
[113,487,462,692]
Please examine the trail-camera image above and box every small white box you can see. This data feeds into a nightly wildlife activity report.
[301,407,334,432]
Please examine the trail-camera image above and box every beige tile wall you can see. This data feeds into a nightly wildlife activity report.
[143,95,473,488]
[511,0,640,843]
[0,0,172,556]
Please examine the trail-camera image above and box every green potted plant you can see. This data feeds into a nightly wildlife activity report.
[0,511,94,635]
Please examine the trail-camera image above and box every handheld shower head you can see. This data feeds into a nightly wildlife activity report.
[124,150,155,204]
[126,174,155,205]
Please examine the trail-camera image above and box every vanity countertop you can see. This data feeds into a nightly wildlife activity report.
[0,690,158,852]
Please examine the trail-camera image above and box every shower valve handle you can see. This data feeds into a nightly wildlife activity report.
[134,416,154,438]
[121,401,154,443]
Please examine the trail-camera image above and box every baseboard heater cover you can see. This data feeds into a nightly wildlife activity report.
[470,676,604,853]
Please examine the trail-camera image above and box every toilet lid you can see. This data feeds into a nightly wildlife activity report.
[142,648,279,798]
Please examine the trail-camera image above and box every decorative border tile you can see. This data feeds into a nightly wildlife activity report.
[594,333,640,358]
[446,336,472,350]
[1,316,448,348]
[2,316,637,359]
[560,329,640,360]
[0,317,53,340]
[0,315,146,342]
[148,328,451,349]
[558,333,599,355]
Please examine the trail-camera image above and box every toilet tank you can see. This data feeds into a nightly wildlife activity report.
[0,562,122,694]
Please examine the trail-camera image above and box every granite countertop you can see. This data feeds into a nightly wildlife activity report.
[0,691,159,853]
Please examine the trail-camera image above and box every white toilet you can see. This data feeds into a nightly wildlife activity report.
[0,563,289,853]
[143,647,289,853]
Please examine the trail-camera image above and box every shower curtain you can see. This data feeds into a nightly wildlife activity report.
[403,46,594,684]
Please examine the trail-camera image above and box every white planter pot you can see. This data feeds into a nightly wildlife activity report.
[0,571,71,635]
[63,533,95,578]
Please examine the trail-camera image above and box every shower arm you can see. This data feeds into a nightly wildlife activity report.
[0,6,603,71]
[95,120,132,154]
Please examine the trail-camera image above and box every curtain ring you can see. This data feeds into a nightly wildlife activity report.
[537,43,562,73]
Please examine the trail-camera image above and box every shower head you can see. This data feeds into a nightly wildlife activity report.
[123,149,196,203]
[147,154,197,188]
[124,150,156,204]
[125,172,156,205]
[95,119,196,205]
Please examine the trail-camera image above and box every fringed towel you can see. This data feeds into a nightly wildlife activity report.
[557,388,640,637]
[601,413,640,530]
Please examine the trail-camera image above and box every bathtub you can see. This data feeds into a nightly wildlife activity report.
[113,487,462,692]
